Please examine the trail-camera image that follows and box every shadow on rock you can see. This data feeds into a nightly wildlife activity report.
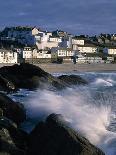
[27,113,105,155]
[0,63,88,92]
[0,92,26,125]
[0,117,28,155]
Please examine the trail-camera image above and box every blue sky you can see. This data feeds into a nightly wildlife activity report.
[0,0,116,35]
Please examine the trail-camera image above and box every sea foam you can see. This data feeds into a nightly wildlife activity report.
[24,86,116,155]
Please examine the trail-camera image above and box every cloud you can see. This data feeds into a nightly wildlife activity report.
[18,12,28,16]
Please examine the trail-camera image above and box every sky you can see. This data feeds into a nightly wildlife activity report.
[0,0,116,35]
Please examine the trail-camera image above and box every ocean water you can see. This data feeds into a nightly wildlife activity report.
[9,72,116,155]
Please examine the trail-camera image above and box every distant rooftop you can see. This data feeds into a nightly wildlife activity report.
[4,26,41,31]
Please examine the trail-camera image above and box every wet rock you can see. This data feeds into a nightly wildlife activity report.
[0,117,27,155]
[27,113,105,155]
[0,63,65,90]
[0,63,87,91]
[0,92,26,124]
[0,74,16,92]
[58,74,88,85]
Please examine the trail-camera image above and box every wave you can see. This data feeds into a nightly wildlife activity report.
[92,78,116,87]
[23,87,116,155]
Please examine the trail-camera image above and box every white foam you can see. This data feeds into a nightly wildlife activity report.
[93,78,113,87]
[24,87,116,155]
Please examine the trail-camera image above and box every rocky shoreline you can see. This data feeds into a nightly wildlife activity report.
[0,63,105,155]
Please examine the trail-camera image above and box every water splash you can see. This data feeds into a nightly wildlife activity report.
[24,87,116,155]
[92,78,113,87]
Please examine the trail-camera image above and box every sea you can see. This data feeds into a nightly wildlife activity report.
[8,71,116,155]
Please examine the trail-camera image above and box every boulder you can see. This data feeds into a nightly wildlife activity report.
[0,63,88,91]
[0,92,26,125]
[27,113,105,155]
[58,74,88,85]
[0,117,27,155]
[0,63,66,90]
[0,74,16,92]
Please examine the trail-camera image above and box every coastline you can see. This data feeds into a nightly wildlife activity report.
[38,63,116,73]
[0,63,116,73]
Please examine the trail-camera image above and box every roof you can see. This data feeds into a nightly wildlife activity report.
[78,44,97,47]
[72,37,85,40]
[49,36,61,38]
[6,26,38,31]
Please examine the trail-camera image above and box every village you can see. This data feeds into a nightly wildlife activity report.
[0,26,116,64]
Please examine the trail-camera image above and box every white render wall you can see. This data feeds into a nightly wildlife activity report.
[32,28,39,35]
[108,48,116,55]
[36,41,59,49]
[0,51,17,63]
[78,46,97,53]
[49,37,62,42]
[66,50,73,56]
[58,50,66,57]
[72,39,84,45]
[22,48,32,58]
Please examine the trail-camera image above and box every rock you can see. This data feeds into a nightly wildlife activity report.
[27,113,105,155]
[0,117,27,155]
[0,74,16,92]
[0,63,66,90]
[0,63,87,91]
[0,92,26,124]
[58,74,88,85]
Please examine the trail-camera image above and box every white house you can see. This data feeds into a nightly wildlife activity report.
[48,36,62,43]
[35,32,61,50]
[4,51,17,63]
[72,38,84,45]
[72,38,85,50]
[22,47,32,59]
[103,47,116,55]
[33,49,51,58]
[51,47,73,57]
[78,44,98,53]
[0,49,18,63]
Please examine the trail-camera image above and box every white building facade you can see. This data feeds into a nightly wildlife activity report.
[103,47,116,55]
[0,50,18,63]
[22,47,32,59]
[78,45,97,53]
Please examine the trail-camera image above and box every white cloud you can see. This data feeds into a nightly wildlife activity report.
[18,12,28,16]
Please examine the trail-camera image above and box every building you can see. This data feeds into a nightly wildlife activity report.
[33,49,51,59]
[0,49,18,63]
[72,38,84,45]
[22,47,32,59]
[22,47,51,63]
[72,38,85,50]
[35,31,61,49]
[103,47,116,55]
[78,44,98,53]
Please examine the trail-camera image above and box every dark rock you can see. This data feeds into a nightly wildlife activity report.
[0,63,65,90]
[0,63,87,91]
[0,92,26,124]
[0,74,16,92]
[27,113,105,155]
[0,117,27,155]
[58,74,88,85]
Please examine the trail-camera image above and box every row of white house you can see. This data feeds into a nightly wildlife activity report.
[0,49,17,63]
[22,46,97,60]
[0,46,115,64]
[1,27,116,56]
[22,46,116,60]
